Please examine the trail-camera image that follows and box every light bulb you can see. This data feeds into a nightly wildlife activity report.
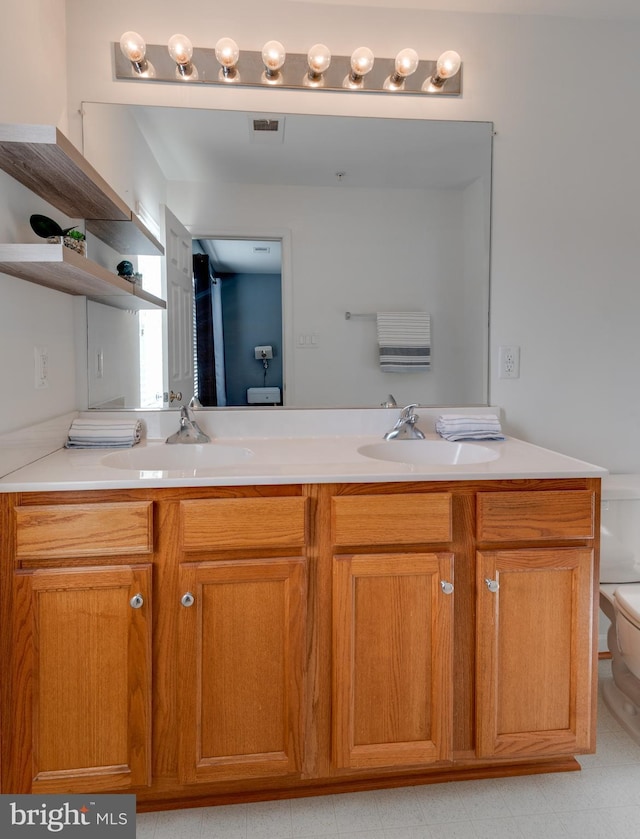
[427,49,462,89]
[262,40,286,78]
[215,38,239,68]
[350,46,374,77]
[215,37,240,81]
[168,33,196,79]
[384,47,419,90]
[344,46,374,88]
[423,49,462,92]
[436,50,461,79]
[395,48,419,78]
[119,31,147,68]
[168,34,192,65]
[307,43,331,77]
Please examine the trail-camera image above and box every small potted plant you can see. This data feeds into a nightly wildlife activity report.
[30,214,86,256]
[63,229,86,256]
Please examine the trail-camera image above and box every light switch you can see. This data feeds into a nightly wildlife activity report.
[296,333,320,348]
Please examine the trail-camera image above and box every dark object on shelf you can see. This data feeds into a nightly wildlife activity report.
[30,213,77,239]
[117,259,134,277]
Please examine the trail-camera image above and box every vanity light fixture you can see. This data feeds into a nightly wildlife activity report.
[344,46,375,89]
[383,48,419,90]
[424,49,462,91]
[168,33,197,78]
[114,34,462,96]
[261,40,286,84]
[304,43,331,87]
[119,30,155,76]
[215,37,240,81]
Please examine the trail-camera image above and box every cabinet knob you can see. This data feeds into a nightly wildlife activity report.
[181,592,195,607]
[485,578,500,593]
[130,593,144,609]
[440,580,454,595]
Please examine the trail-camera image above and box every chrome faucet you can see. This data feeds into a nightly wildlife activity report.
[383,403,426,440]
[166,402,211,444]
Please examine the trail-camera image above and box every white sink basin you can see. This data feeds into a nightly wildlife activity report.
[358,440,500,466]
[101,443,253,474]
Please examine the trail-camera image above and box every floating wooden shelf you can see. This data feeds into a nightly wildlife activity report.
[0,244,166,311]
[0,123,164,257]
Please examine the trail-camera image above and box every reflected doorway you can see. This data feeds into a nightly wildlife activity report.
[193,238,283,406]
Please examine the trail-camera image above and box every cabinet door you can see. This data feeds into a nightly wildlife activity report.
[177,558,306,784]
[332,553,454,770]
[476,548,595,758]
[11,565,151,793]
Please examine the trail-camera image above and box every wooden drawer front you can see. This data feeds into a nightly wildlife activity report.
[180,497,307,551]
[476,491,594,542]
[332,493,452,546]
[15,502,153,560]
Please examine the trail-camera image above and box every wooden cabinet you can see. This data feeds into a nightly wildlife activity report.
[10,564,152,793]
[1,496,154,795]
[475,488,598,759]
[330,489,456,771]
[179,496,307,551]
[332,552,454,769]
[177,558,306,783]
[476,490,595,542]
[331,492,452,545]
[14,501,153,559]
[173,495,308,784]
[0,478,600,808]
[475,547,594,758]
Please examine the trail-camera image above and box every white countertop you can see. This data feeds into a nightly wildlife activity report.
[0,432,607,492]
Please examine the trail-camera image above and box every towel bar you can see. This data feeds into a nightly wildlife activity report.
[345,311,376,320]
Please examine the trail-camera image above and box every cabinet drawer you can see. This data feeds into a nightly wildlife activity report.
[179,497,307,550]
[476,490,594,542]
[332,493,452,546]
[15,502,153,559]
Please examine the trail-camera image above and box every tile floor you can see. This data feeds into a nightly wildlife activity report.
[137,661,640,839]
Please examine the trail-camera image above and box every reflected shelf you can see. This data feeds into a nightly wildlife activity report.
[0,123,164,257]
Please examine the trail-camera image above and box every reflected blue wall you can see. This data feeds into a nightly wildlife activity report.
[220,272,283,405]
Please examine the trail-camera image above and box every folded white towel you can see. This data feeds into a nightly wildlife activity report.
[65,418,142,449]
[376,312,431,372]
[436,413,505,442]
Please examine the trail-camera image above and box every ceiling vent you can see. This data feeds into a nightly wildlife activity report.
[248,115,285,144]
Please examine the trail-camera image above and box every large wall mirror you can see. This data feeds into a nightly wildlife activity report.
[81,103,493,410]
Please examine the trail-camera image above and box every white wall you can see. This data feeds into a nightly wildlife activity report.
[0,1,77,434]
[4,2,640,471]
[61,0,640,471]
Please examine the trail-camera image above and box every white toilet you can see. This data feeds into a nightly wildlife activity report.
[599,474,640,742]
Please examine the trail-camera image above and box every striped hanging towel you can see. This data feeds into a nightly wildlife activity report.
[376,312,431,372]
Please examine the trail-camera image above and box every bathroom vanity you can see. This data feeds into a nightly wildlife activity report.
[0,418,604,810]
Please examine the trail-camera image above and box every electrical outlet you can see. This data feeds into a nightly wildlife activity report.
[498,345,520,379]
[34,346,49,389]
